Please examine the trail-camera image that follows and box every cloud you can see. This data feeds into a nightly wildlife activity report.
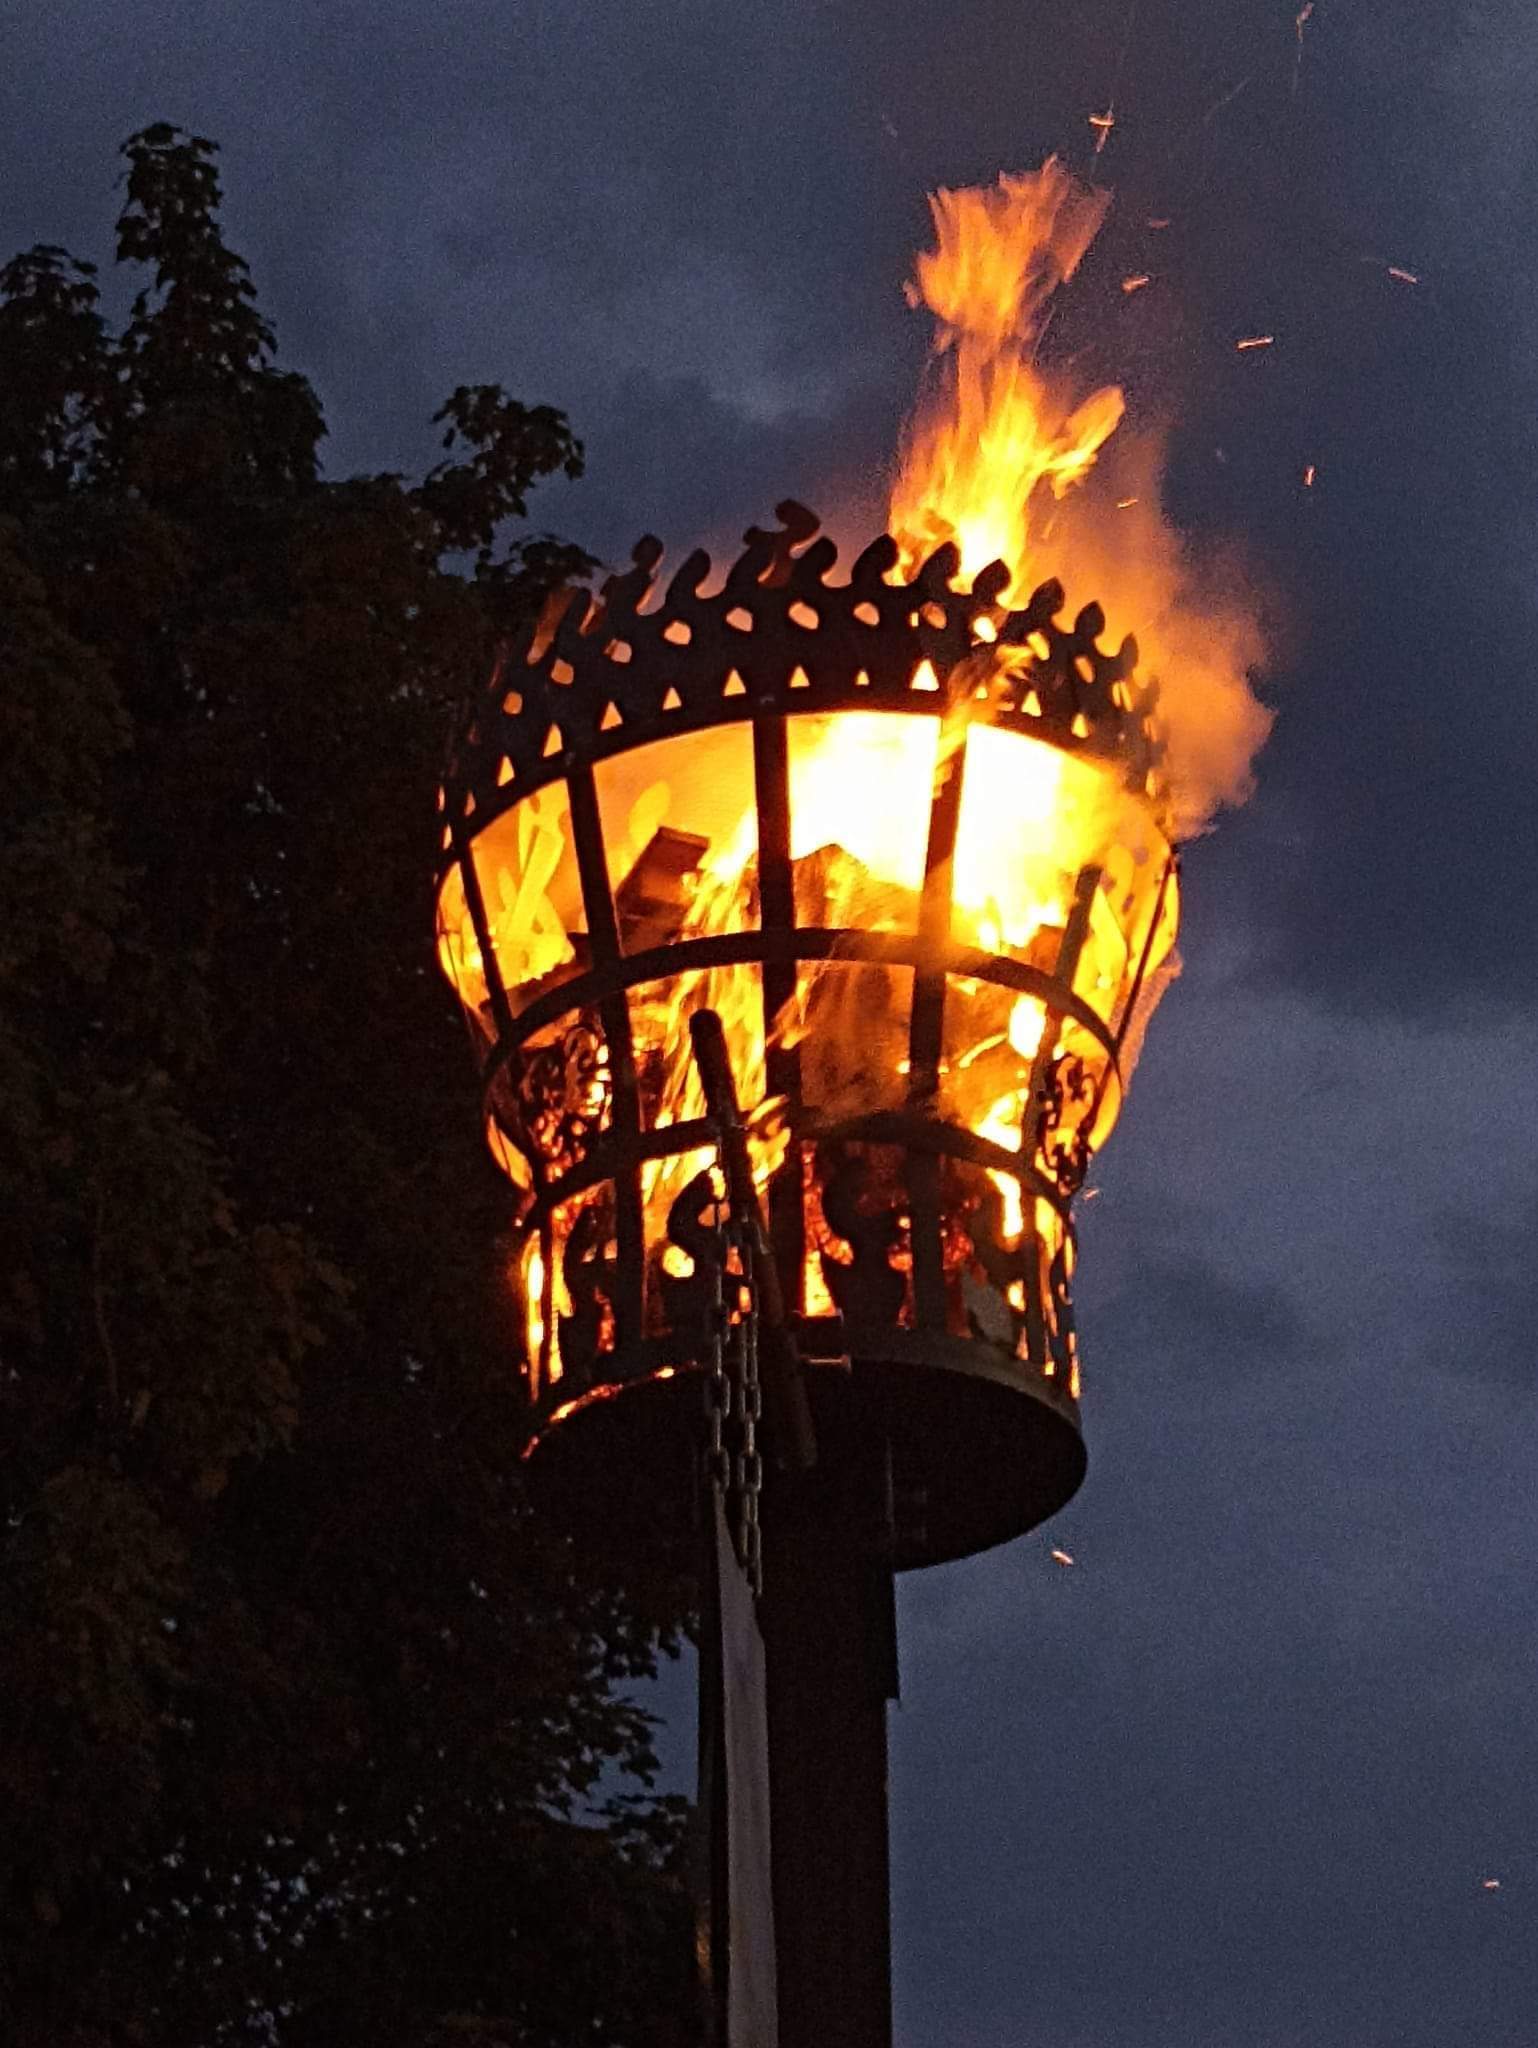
[1434,1181,1538,1385]
[894,1327,1538,2047]
[1097,1248,1303,1387]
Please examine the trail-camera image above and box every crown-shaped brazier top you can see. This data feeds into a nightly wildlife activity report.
[439,500,1167,840]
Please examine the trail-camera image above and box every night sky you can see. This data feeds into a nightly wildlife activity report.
[7,3,1538,2041]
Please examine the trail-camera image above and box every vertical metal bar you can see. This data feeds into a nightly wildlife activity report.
[908,710,967,1329]
[753,715,806,1314]
[1081,852,1177,1162]
[1111,850,1178,1049]
[1018,863,1102,1366]
[455,818,563,1391]
[449,824,516,1046]
[566,762,645,1341]
[754,716,797,1030]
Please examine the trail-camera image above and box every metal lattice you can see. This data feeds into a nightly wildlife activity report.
[437,503,1180,1564]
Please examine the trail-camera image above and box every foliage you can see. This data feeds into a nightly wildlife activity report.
[0,127,692,2047]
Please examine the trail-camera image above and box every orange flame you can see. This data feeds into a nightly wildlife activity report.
[891,161,1123,594]
[892,158,1270,839]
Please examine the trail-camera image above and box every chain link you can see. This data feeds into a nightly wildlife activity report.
[705,1240,732,1496]
[702,1181,764,1596]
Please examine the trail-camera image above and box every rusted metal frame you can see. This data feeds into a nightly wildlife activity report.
[481,930,1121,1093]
[752,714,807,1318]
[690,1010,816,1472]
[908,698,968,1331]
[1017,863,1103,1368]
[564,761,646,1343]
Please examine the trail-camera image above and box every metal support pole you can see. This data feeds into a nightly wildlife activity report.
[691,1008,895,2048]
[758,1410,897,2048]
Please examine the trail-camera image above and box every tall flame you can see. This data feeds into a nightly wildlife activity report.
[891,160,1124,593]
[890,159,1270,838]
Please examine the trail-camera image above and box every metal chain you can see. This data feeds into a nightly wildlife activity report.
[702,1187,764,1596]
[705,1234,732,1497]
[733,1237,763,1594]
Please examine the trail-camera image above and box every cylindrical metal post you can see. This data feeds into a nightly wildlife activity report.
[758,1410,897,2048]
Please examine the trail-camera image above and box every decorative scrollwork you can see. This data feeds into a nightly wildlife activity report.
[1038,1051,1096,1199]
[817,1146,908,1328]
[1044,1218,1079,1380]
[659,1167,729,1344]
[557,1192,617,1388]
[503,1016,611,1181]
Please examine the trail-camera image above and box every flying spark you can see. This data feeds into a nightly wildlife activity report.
[1146,217,1171,230]
[1482,1878,1502,1891]
[1122,274,1151,294]
[1237,335,1275,351]
[1303,464,1317,487]
[1201,74,1253,129]
[1088,109,1116,154]
[1051,1548,1075,1567]
[1294,1,1316,95]
[1387,265,1419,285]
[1115,498,1139,510]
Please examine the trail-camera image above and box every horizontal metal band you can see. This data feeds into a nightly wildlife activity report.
[481,924,1120,1093]
[506,1102,1073,1227]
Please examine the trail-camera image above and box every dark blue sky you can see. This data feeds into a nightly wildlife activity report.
[7,3,1537,2040]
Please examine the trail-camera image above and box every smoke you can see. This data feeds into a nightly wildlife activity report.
[1046,432,1273,840]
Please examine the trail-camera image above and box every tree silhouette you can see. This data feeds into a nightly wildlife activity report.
[0,126,691,2048]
